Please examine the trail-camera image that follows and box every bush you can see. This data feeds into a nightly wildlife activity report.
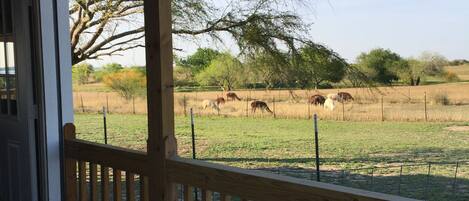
[431,92,450,105]
[103,69,146,101]
[72,63,94,85]
[443,71,460,82]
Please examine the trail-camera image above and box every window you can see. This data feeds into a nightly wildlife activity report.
[0,0,17,116]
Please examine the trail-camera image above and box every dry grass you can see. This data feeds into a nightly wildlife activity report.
[73,82,469,121]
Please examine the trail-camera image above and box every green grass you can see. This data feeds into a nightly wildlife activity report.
[75,114,469,169]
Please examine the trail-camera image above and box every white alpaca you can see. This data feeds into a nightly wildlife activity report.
[324,97,336,111]
[202,99,220,111]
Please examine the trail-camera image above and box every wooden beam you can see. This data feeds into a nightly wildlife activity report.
[64,124,77,201]
[143,0,177,201]
[64,139,149,175]
[167,157,420,201]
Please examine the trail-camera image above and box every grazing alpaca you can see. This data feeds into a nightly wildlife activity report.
[216,97,226,105]
[251,101,273,114]
[337,92,354,103]
[226,92,242,101]
[324,98,336,111]
[202,100,220,111]
[308,94,326,106]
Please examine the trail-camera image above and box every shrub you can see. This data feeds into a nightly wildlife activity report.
[72,63,94,85]
[431,92,450,105]
[443,71,460,82]
[103,69,146,101]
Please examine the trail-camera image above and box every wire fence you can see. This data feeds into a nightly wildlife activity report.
[259,161,469,201]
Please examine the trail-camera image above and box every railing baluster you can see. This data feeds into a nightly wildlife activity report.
[220,193,231,201]
[126,173,136,201]
[140,176,149,201]
[78,161,88,201]
[202,189,212,201]
[64,124,77,201]
[90,163,98,201]
[184,185,194,201]
[113,169,122,201]
[101,166,110,201]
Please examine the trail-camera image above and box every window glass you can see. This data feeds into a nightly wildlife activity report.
[0,0,17,116]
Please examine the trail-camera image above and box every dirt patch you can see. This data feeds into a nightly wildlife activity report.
[445,126,469,132]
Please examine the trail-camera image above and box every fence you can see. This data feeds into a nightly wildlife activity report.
[260,161,469,201]
[73,88,469,122]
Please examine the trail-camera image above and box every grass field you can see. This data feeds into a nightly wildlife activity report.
[75,114,469,169]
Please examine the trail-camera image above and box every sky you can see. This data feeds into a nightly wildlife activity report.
[91,0,469,66]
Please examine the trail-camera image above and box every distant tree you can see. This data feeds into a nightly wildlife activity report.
[418,51,448,76]
[174,66,196,87]
[196,53,244,91]
[449,59,469,66]
[103,69,146,101]
[72,63,94,85]
[94,63,124,82]
[245,51,287,89]
[177,48,222,73]
[356,48,407,85]
[297,44,348,89]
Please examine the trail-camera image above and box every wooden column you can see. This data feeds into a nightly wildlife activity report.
[143,0,178,201]
[64,124,77,201]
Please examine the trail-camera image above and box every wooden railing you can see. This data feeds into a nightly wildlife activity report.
[64,124,419,201]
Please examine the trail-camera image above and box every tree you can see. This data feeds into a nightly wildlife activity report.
[177,48,221,73]
[94,63,124,81]
[356,48,407,85]
[69,0,312,65]
[72,63,94,85]
[103,69,146,100]
[418,51,448,76]
[245,50,287,89]
[174,66,196,87]
[297,44,347,89]
[196,53,243,91]
[400,52,448,86]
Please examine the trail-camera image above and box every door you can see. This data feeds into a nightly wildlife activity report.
[0,0,39,200]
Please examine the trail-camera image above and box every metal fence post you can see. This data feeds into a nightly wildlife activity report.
[313,114,320,182]
[452,161,460,192]
[424,92,428,121]
[370,167,375,190]
[103,107,108,145]
[424,163,432,200]
[80,95,85,113]
[273,97,276,118]
[398,165,403,195]
[190,108,196,160]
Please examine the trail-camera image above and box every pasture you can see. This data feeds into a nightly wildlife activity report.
[74,81,469,121]
[75,114,469,169]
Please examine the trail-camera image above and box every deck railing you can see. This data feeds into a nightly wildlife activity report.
[64,124,419,201]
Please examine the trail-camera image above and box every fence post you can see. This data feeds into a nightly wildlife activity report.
[103,107,108,145]
[424,92,428,122]
[273,97,276,119]
[80,95,85,113]
[342,101,345,121]
[190,108,196,160]
[183,95,187,117]
[313,114,320,182]
[424,163,432,200]
[245,99,249,117]
[381,95,384,122]
[307,102,311,119]
[132,97,136,114]
[398,165,403,195]
[452,161,459,192]
[370,167,374,190]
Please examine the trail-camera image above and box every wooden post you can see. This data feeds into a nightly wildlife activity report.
[273,97,276,118]
[341,101,345,121]
[381,96,384,122]
[106,94,110,113]
[424,92,428,122]
[183,95,187,117]
[64,124,77,201]
[132,97,136,114]
[307,102,311,119]
[245,99,249,117]
[80,95,85,113]
[144,0,178,200]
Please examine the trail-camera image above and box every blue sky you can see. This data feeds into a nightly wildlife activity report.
[93,0,469,66]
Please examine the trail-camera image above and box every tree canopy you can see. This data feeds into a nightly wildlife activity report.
[69,0,314,65]
[356,48,407,85]
[196,53,244,91]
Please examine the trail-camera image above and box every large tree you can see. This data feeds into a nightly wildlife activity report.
[297,43,347,89]
[356,48,407,85]
[196,53,244,91]
[69,0,312,65]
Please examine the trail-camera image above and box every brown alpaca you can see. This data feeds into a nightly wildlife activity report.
[226,92,242,101]
[308,94,326,106]
[337,92,354,103]
[216,97,226,106]
[251,101,273,114]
